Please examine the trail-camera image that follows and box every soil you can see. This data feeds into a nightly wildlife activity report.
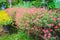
[0,26,7,37]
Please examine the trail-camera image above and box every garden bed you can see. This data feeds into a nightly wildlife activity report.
[0,7,60,40]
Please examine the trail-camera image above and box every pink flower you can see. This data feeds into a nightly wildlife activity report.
[51,23,54,26]
[50,29,53,32]
[37,8,43,12]
[57,17,60,20]
[43,29,48,33]
[54,26,58,29]
[33,20,37,22]
[36,18,39,21]
[35,27,39,31]
[6,8,15,16]
[48,10,52,14]
[44,34,47,38]
[24,16,26,19]
[43,30,46,33]
[27,8,36,14]
[50,15,53,18]
[58,23,60,26]
[52,18,56,21]
[48,23,54,27]
[45,29,48,33]
[48,24,52,26]
[47,35,51,38]
[20,8,26,13]
[48,33,51,36]
[43,29,45,31]
[48,33,51,39]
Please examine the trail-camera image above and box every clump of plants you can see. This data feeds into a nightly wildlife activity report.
[6,7,45,27]
[31,0,43,8]
[0,10,12,26]
[19,10,60,40]
[0,30,34,40]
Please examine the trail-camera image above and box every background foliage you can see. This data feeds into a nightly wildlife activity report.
[0,0,55,9]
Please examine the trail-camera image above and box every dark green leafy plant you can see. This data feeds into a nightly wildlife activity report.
[31,0,43,8]
[0,0,6,3]
[47,0,55,9]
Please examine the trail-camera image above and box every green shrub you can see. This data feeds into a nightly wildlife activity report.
[47,0,55,9]
[16,1,32,8]
[19,9,60,40]
[31,0,43,8]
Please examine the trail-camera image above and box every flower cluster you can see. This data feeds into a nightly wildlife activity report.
[6,7,46,26]
[19,9,60,39]
[0,10,12,26]
[5,7,60,39]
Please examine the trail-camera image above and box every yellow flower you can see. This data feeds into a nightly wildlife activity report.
[0,10,12,26]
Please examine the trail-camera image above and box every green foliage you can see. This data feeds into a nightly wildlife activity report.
[0,30,34,40]
[0,0,6,3]
[0,0,56,9]
[31,0,43,7]
[17,1,32,8]
[19,9,60,39]
[47,0,55,9]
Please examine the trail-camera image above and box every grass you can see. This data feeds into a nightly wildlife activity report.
[0,30,34,40]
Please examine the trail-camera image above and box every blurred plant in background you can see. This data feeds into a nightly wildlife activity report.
[16,1,32,8]
[47,0,55,9]
[31,0,43,8]
[0,0,56,9]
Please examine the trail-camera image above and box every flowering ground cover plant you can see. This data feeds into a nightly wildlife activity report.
[19,10,60,40]
[5,7,44,26]
[5,7,60,40]
[0,10,12,26]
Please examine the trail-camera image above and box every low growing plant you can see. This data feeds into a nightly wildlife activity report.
[0,10,12,26]
[19,10,60,40]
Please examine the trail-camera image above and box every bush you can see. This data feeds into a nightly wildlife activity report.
[0,10,12,26]
[19,9,60,40]
[47,0,55,9]
[31,0,43,8]
[6,7,44,26]
[5,7,60,40]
